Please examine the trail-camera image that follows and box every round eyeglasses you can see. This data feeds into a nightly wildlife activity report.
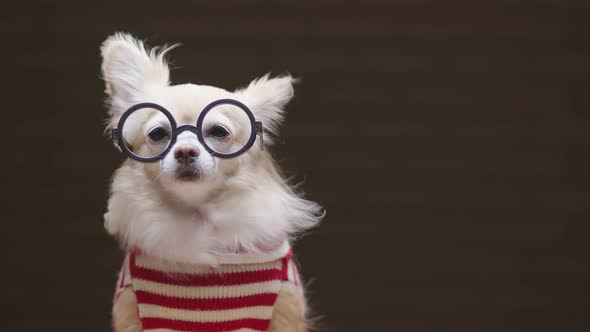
[111,99,263,162]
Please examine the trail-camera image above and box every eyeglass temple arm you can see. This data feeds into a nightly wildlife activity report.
[111,128,120,143]
[110,128,124,152]
[254,121,264,149]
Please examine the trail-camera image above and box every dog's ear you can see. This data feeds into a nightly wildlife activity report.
[236,74,297,140]
[101,33,175,124]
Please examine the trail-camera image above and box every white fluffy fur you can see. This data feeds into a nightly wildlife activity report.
[101,33,323,265]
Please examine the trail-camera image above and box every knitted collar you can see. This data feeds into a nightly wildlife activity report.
[128,239,291,267]
[213,240,291,265]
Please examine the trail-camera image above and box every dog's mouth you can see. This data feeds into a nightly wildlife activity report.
[175,166,201,181]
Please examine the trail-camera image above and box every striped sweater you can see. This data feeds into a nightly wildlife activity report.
[114,242,303,332]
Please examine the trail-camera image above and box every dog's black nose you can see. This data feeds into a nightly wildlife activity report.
[174,146,199,162]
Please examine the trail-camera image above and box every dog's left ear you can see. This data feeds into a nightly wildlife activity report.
[236,74,297,139]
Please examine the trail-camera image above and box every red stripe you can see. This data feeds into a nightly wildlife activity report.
[132,266,282,286]
[135,291,279,310]
[141,317,271,331]
[113,256,128,303]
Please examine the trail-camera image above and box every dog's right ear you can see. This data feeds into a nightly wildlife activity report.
[101,33,175,124]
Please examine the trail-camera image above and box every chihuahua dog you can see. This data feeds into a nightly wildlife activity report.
[101,33,322,332]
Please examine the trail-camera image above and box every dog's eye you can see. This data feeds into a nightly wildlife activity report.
[207,125,230,139]
[148,127,169,142]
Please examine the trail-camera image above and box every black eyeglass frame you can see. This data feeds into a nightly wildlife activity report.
[111,98,263,162]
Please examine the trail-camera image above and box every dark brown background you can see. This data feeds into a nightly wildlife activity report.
[4,1,590,331]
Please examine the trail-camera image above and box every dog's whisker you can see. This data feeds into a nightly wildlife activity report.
[153,170,166,184]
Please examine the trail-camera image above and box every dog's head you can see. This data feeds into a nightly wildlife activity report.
[102,34,293,201]
[101,33,322,263]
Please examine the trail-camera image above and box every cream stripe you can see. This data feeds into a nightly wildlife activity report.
[139,304,273,322]
[135,255,282,274]
[123,255,132,286]
[133,279,281,298]
[287,260,295,283]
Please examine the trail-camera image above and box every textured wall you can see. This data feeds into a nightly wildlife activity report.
[4,1,590,331]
